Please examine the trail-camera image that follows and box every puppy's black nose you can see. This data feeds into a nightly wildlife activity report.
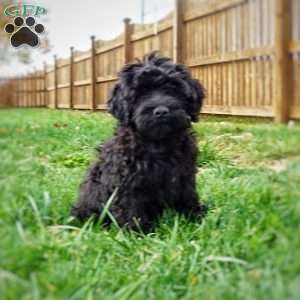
[153,106,169,117]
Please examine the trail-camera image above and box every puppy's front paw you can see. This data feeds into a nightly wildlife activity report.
[70,204,98,221]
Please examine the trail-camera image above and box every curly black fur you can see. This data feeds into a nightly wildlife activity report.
[71,52,206,232]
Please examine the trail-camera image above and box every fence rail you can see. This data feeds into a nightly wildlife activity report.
[0,0,299,123]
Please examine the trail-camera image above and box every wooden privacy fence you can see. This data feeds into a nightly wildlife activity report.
[0,78,15,107]
[3,71,47,107]
[1,0,300,123]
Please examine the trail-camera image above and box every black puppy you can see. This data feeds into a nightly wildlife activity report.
[71,52,206,232]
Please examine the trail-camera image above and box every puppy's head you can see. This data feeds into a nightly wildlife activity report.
[108,52,205,140]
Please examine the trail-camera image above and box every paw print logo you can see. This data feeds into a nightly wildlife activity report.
[4,16,45,48]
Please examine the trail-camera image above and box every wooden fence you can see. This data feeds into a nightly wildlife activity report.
[1,0,299,123]
[0,78,15,107]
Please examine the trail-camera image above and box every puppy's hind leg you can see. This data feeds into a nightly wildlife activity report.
[71,163,104,221]
[71,180,102,221]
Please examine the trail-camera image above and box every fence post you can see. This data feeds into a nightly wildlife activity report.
[274,0,292,123]
[123,18,132,63]
[17,77,20,107]
[37,70,41,107]
[43,62,47,107]
[27,74,29,106]
[31,71,34,107]
[53,55,58,109]
[91,36,97,111]
[31,71,33,107]
[25,74,28,106]
[15,75,23,107]
[21,75,23,107]
[173,0,184,63]
[25,74,28,107]
[34,68,38,107]
[23,75,26,107]
[70,46,74,109]
[30,69,36,107]
[19,76,21,107]
[30,72,33,107]
[16,77,19,107]
[26,74,28,107]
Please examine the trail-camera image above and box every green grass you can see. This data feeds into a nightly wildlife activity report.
[0,108,300,300]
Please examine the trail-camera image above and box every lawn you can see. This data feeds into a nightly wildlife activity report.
[0,108,300,300]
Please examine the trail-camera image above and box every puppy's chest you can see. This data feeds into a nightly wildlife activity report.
[139,154,185,188]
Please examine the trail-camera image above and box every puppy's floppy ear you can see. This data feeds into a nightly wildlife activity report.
[187,78,205,122]
[108,83,129,125]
